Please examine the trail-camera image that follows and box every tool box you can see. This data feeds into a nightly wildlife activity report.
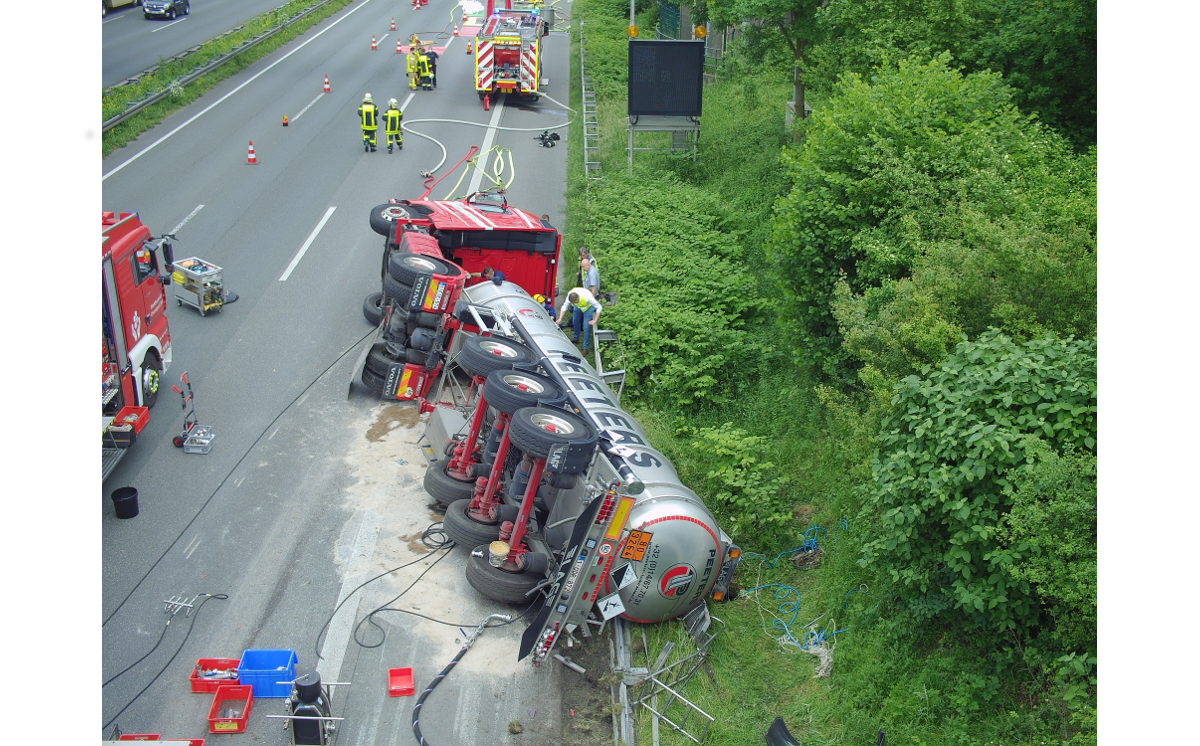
[172,257,226,317]
[190,658,241,693]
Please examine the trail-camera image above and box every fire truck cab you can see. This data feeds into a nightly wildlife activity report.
[474,0,554,103]
[103,212,174,479]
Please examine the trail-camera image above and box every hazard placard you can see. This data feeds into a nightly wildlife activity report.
[620,529,652,561]
[610,563,637,590]
[597,592,626,620]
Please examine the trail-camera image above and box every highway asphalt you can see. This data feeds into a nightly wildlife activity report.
[103,0,300,88]
[101,0,575,741]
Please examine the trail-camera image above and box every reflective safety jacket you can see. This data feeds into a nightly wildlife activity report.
[384,108,402,134]
[418,55,432,78]
[358,102,378,129]
[406,51,419,75]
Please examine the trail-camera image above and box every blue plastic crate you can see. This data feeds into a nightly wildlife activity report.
[237,649,298,698]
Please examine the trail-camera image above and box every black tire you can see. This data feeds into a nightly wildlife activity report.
[389,252,453,285]
[139,352,163,408]
[169,7,175,19]
[482,370,563,415]
[183,1,189,14]
[508,407,598,464]
[369,203,413,237]
[173,435,184,448]
[383,274,413,305]
[103,2,108,18]
[466,546,543,604]
[365,343,404,376]
[442,499,502,548]
[423,458,477,505]
[361,364,386,393]
[458,335,536,378]
[362,291,384,326]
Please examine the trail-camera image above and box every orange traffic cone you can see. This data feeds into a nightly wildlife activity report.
[453,24,459,36]
[466,41,472,54]
[391,16,395,30]
[371,34,377,50]
[282,115,288,127]
[323,74,330,93]
[396,38,403,53]
[247,140,258,164]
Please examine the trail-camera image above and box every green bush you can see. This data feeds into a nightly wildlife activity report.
[680,423,793,534]
[858,330,1096,636]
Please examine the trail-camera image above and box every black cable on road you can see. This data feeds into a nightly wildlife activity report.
[103,328,377,628]
[103,593,229,732]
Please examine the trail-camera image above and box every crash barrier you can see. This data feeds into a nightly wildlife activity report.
[103,0,342,132]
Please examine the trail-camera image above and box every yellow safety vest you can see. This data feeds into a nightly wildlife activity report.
[359,103,377,129]
[384,109,402,133]
[418,56,432,77]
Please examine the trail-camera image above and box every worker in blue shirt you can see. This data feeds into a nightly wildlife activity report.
[469,266,505,286]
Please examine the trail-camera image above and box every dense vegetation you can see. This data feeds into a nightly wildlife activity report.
[565,0,1096,742]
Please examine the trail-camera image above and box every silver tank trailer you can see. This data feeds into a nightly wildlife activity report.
[450,281,733,623]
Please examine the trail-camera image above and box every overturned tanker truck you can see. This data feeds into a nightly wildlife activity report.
[419,280,742,664]
[355,190,741,664]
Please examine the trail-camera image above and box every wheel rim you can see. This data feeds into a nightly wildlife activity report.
[402,255,440,271]
[143,367,160,396]
[529,412,576,435]
[501,373,547,394]
[479,340,521,358]
[380,206,411,222]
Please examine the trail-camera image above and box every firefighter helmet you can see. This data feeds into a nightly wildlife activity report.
[363,93,373,102]
[389,98,398,108]
[533,294,546,304]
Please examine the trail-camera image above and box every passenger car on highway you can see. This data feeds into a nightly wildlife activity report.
[102,0,141,17]
[143,0,189,19]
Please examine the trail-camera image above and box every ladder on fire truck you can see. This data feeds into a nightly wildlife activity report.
[580,22,601,181]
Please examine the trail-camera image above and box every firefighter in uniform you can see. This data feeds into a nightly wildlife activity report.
[417,47,433,90]
[406,44,420,90]
[384,98,403,153]
[358,93,378,151]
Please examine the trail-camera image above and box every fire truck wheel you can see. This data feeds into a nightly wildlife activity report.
[369,203,413,236]
[508,407,598,472]
[366,343,408,377]
[459,336,537,379]
[389,251,454,286]
[383,274,413,305]
[140,352,163,409]
[482,370,563,415]
[363,292,385,326]
[443,499,503,548]
[361,364,387,393]
[466,546,543,604]
[423,458,477,506]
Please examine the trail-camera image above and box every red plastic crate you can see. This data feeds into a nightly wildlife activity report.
[388,667,414,696]
[207,684,253,734]
[117,736,160,741]
[190,658,241,693]
[114,405,150,434]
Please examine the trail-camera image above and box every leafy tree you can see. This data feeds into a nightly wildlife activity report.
[858,330,1096,636]
[700,0,827,129]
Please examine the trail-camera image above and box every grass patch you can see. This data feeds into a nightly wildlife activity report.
[103,0,355,157]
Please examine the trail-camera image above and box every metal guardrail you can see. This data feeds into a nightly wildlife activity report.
[102,0,340,132]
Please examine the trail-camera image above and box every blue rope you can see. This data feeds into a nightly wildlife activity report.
[742,526,827,568]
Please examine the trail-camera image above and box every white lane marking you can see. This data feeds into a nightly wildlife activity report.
[268,426,280,441]
[296,392,310,408]
[279,206,336,281]
[103,0,377,181]
[183,534,202,559]
[401,92,416,111]
[378,33,389,45]
[292,92,324,123]
[467,95,505,195]
[102,15,124,25]
[235,476,245,488]
[150,17,187,32]
[169,204,204,235]
[316,510,381,684]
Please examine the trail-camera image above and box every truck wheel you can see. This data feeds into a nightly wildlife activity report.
[369,203,413,236]
[466,546,543,604]
[482,370,563,415]
[362,292,385,326]
[383,274,413,306]
[389,252,453,286]
[459,336,536,379]
[508,407,598,470]
[366,342,407,377]
[423,458,477,506]
[140,353,163,409]
[361,364,387,393]
[442,499,502,548]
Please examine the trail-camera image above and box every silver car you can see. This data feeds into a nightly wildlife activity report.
[143,0,189,19]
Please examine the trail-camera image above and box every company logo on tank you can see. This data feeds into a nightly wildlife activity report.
[658,563,695,599]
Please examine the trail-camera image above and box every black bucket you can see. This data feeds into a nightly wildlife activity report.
[111,486,139,519]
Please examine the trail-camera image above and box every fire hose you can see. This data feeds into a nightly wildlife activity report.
[412,613,511,746]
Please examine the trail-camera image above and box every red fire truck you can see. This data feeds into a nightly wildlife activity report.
[355,189,559,401]
[473,0,554,107]
[103,212,175,480]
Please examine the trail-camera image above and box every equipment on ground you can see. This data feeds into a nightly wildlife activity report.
[473,0,554,108]
[171,371,214,453]
[103,212,175,480]
[264,671,347,745]
[172,256,227,316]
[535,130,560,147]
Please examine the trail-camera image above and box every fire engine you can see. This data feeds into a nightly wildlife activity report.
[473,0,555,107]
[354,189,559,402]
[103,212,175,480]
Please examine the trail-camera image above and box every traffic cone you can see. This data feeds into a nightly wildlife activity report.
[371,34,377,50]
[453,24,459,36]
[246,140,257,164]
[391,16,395,30]
[282,115,288,127]
[323,74,330,93]
[466,41,472,54]
[396,38,403,53]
